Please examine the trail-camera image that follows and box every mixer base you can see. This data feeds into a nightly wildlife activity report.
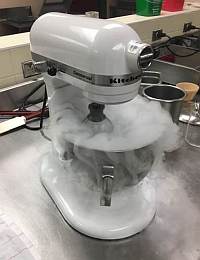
[41,153,156,240]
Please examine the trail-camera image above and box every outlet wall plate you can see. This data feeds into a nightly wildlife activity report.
[152,29,163,42]
[183,22,193,32]
[110,7,200,43]
[22,60,40,78]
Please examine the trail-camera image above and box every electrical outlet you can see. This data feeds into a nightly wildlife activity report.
[22,61,40,78]
[152,29,163,42]
[183,22,192,32]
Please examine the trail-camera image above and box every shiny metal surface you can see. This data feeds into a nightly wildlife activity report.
[1,127,200,260]
[142,84,185,124]
[149,60,200,85]
[141,71,161,85]
[139,71,161,96]
[100,165,114,207]
[32,53,141,87]
[137,45,154,69]
[180,101,200,126]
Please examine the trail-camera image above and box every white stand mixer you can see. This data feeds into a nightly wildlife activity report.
[30,13,156,239]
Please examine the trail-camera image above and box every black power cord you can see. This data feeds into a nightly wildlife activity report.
[19,82,45,110]
[25,86,48,131]
[166,44,199,57]
[158,31,171,39]
[186,24,200,31]
[153,35,200,58]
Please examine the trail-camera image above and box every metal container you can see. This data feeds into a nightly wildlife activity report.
[141,71,161,84]
[139,71,161,95]
[148,60,200,86]
[142,84,186,123]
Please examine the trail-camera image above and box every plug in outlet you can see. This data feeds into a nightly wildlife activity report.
[22,61,40,78]
[183,22,193,32]
[152,29,164,41]
[183,22,199,32]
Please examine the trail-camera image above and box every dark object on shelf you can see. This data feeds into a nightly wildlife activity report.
[97,0,107,18]
[40,0,72,15]
[6,6,34,24]
[97,0,136,19]
[3,20,34,33]
[0,6,32,20]
[70,0,98,15]
[110,0,136,18]
[1,6,35,33]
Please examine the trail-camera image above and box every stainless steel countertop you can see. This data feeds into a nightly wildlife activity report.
[0,126,200,260]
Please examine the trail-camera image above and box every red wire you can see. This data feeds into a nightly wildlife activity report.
[0,108,48,120]
[26,110,44,120]
[0,111,38,116]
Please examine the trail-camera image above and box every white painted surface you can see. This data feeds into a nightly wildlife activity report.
[30,13,142,75]
[41,153,156,240]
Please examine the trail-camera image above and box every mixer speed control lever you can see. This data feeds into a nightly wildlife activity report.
[47,66,57,76]
[33,61,57,77]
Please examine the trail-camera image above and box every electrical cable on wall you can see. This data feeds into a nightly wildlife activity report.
[153,35,200,58]
[0,82,49,133]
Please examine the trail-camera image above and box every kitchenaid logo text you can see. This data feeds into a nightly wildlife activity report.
[110,75,139,85]
[72,69,140,86]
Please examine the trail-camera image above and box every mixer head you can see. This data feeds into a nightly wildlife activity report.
[30,13,153,104]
